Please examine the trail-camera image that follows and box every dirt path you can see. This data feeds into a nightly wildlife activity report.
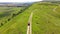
[53,6,58,11]
[27,12,33,34]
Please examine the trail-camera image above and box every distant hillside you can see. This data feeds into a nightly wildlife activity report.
[42,0,60,1]
[0,2,32,7]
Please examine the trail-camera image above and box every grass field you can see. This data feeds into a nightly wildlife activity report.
[0,2,60,34]
[0,7,23,26]
[0,5,33,34]
[32,2,60,34]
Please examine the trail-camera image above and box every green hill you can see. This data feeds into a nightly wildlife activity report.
[0,2,60,34]
[32,2,60,34]
[0,6,33,34]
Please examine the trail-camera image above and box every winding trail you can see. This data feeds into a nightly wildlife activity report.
[27,12,33,34]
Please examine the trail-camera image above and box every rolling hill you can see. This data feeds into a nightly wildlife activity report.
[0,2,60,34]
[32,2,60,34]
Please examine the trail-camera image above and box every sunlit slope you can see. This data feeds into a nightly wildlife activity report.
[32,3,60,34]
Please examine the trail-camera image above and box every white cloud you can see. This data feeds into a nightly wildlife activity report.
[0,0,42,2]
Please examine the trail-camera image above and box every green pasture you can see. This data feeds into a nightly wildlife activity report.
[32,3,60,34]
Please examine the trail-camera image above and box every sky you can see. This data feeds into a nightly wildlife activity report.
[0,0,42,2]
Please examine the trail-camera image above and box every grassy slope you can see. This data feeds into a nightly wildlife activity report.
[32,2,60,34]
[0,4,34,34]
[0,7,22,25]
[0,2,60,34]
